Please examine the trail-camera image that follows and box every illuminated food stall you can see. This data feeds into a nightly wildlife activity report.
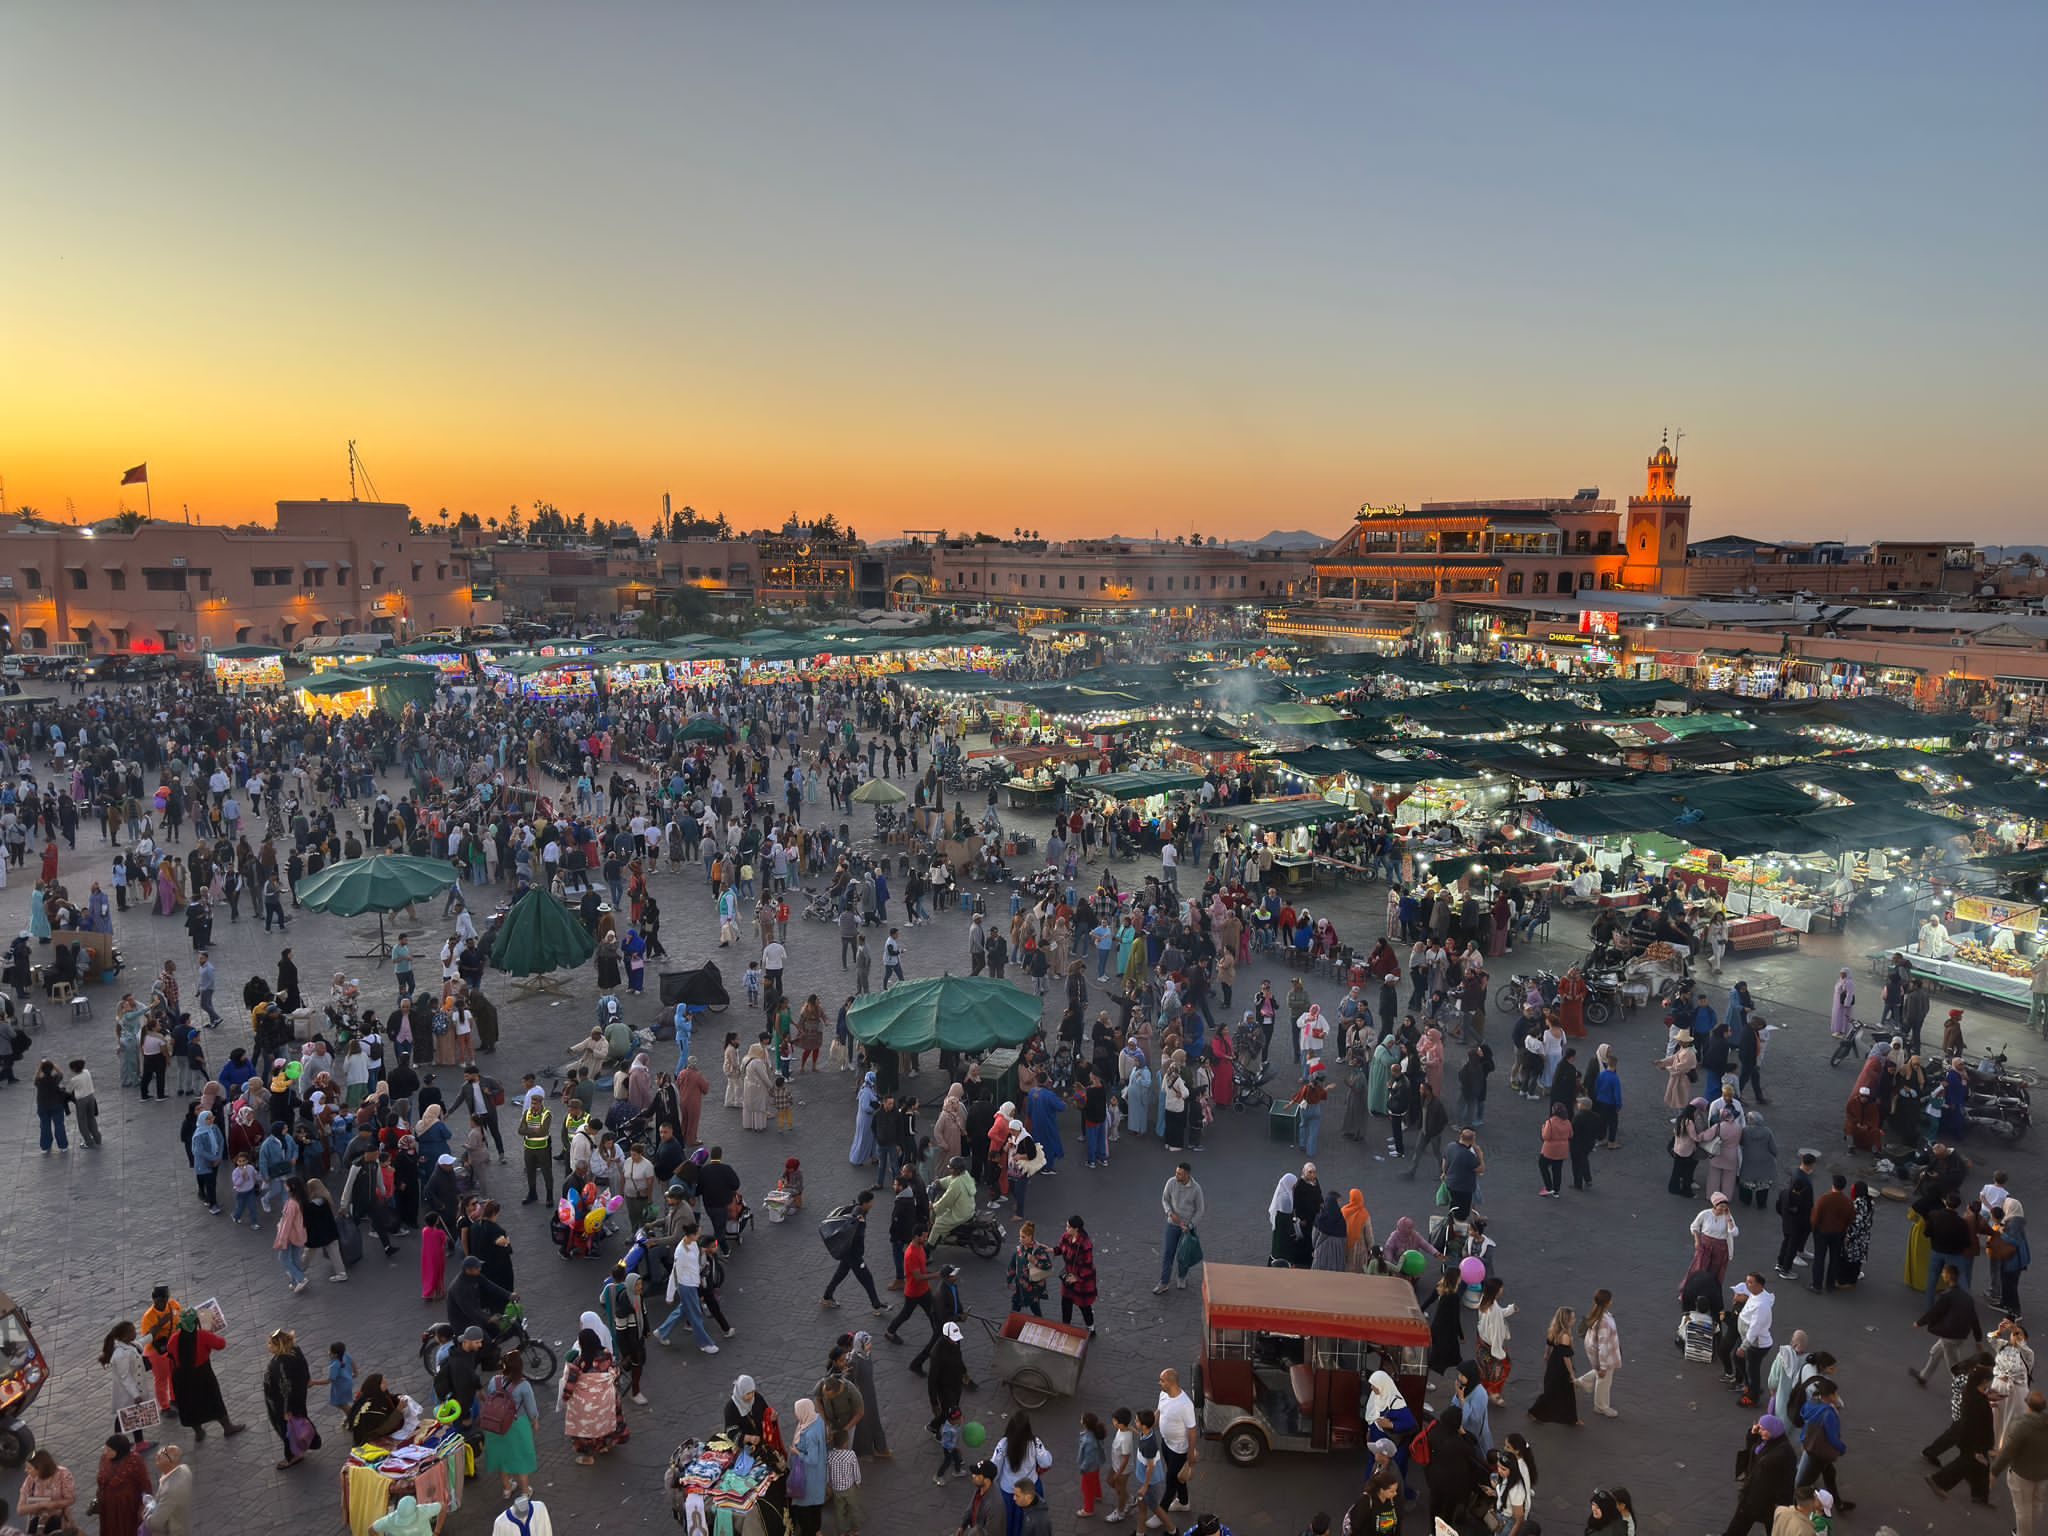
[298,669,377,717]
[1909,893,2042,1007]
[208,643,286,691]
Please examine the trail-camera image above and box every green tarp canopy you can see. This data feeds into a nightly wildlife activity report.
[209,643,284,660]
[1791,699,1976,741]
[300,670,373,696]
[1791,763,1935,803]
[1252,702,1344,727]
[1586,679,1693,712]
[847,976,1048,1053]
[1945,782,2048,820]
[1081,770,1206,800]
[1795,803,1970,853]
[1172,729,1256,755]
[677,716,729,743]
[1206,799,1351,831]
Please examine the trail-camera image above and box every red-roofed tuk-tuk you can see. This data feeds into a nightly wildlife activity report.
[1192,1263,1428,1466]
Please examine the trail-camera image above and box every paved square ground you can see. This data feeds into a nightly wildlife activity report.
[3,754,2037,1535]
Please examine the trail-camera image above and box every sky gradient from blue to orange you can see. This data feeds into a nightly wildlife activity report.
[3,4,2042,543]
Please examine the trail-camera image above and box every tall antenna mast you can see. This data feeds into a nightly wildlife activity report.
[348,439,357,501]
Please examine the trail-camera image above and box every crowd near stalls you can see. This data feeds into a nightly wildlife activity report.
[9,615,2048,1536]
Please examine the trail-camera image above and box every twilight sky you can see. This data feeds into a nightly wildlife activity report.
[3,4,2042,542]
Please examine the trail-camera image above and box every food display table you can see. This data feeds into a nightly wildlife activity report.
[1725,915,1799,952]
[340,1419,469,1535]
[1597,889,1650,910]
[1502,862,1562,889]
[668,1432,779,1536]
[1004,779,1060,812]
[1906,950,2031,1008]
[1272,855,1316,888]
[1720,889,1818,933]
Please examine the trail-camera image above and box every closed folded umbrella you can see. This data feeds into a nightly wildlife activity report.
[490,887,597,997]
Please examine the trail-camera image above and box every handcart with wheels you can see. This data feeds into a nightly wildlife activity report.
[973,1312,1089,1409]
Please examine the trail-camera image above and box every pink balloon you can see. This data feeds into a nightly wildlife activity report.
[607,1195,626,1213]
[1458,1257,1487,1286]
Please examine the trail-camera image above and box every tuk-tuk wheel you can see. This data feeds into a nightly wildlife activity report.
[1009,1366,1053,1410]
[1222,1424,1266,1468]
[0,1419,33,1467]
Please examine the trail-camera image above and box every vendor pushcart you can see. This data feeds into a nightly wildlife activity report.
[973,1312,1090,1409]
[662,1430,783,1536]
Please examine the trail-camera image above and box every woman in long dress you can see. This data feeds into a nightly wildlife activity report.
[722,1034,744,1109]
[1341,1048,1373,1141]
[1526,1307,1581,1425]
[1266,1172,1300,1268]
[739,1044,773,1131]
[1367,1037,1396,1118]
[847,1331,890,1458]
[848,1072,880,1165]
[1208,1028,1236,1109]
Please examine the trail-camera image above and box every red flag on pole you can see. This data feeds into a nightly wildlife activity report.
[120,463,148,485]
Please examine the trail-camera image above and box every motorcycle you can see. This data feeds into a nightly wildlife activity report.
[418,1304,558,1384]
[932,1210,1006,1261]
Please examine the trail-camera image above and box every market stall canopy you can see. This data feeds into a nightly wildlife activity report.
[1789,698,1979,741]
[677,715,730,743]
[489,887,597,978]
[1584,679,1693,713]
[1080,769,1207,800]
[1795,803,1971,853]
[846,976,1043,1053]
[299,670,373,696]
[1945,782,2048,820]
[209,642,285,660]
[293,854,456,917]
[1172,729,1258,755]
[1206,798,1351,832]
[851,777,908,805]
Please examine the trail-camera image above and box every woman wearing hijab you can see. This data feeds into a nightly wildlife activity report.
[739,1043,773,1132]
[927,1320,969,1433]
[846,1332,890,1459]
[1367,1033,1397,1119]
[787,1397,829,1535]
[559,1324,624,1464]
[1122,1055,1155,1145]
[262,1327,317,1470]
[1266,1173,1300,1268]
[95,1436,153,1536]
[934,1084,966,1161]
[848,1072,880,1166]
[1293,1190,1340,1274]
[1996,1196,2032,1317]
[624,1054,655,1114]
[1454,1360,1494,1457]
[1381,1216,1441,1274]
[1208,1026,1236,1109]
[1364,1368,1418,1484]
[1338,1189,1374,1271]
[724,1375,772,1453]
[167,1312,245,1439]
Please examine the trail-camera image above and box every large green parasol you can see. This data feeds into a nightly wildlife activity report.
[851,778,908,805]
[847,976,1042,1054]
[489,886,597,997]
[678,716,729,743]
[292,853,458,959]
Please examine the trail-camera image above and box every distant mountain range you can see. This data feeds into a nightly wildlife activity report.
[1230,529,1335,552]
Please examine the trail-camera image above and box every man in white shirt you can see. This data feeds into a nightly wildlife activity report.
[1160,840,1179,894]
[761,939,787,994]
[1733,1272,1774,1406]
[1155,1368,1200,1515]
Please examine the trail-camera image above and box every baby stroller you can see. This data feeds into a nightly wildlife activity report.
[1230,1021,1275,1111]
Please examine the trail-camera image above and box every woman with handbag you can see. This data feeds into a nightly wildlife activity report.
[262,1328,319,1471]
[1007,1221,1053,1318]
[786,1396,829,1536]
[98,1323,153,1446]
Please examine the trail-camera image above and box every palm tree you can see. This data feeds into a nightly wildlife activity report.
[12,506,37,525]
[112,509,149,532]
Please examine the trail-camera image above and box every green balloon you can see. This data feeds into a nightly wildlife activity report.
[285,1062,303,1082]
[1400,1249,1427,1278]
[961,1420,988,1448]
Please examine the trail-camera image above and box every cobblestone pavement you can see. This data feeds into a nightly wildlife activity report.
[3,762,2042,1536]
